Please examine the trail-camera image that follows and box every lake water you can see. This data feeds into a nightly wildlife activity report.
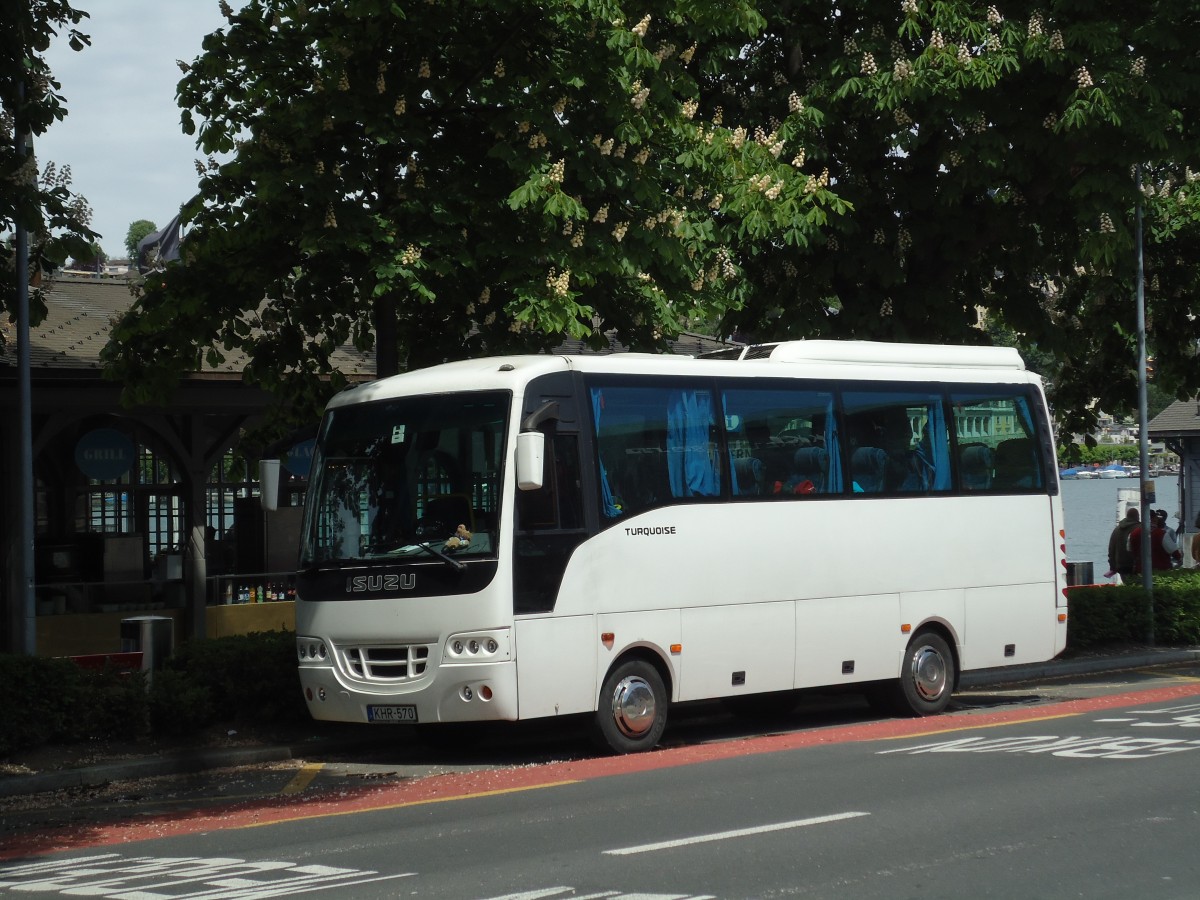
[1062,474,1183,581]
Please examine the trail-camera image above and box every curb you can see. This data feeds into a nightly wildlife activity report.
[959,647,1200,688]
[3,650,1199,801]
[0,743,305,801]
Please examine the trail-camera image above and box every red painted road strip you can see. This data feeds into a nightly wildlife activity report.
[5,681,1200,860]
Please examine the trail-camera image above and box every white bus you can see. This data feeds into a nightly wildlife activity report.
[295,341,1067,753]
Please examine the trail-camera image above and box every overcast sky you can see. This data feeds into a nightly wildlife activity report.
[36,3,238,258]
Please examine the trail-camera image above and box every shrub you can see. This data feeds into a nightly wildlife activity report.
[158,630,309,726]
[0,655,148,757]
[1067,570,1200,650]
[2,630,306,758]
[147,668,217,735]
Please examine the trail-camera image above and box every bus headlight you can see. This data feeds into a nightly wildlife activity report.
[444,629,511,662]
[297,637,328,663]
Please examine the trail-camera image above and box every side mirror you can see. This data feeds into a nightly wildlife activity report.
[259,459,280,510]
[515,431,545,491]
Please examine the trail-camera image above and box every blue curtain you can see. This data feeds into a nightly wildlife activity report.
[824,396,844,492]
[590,388,622,517]
[926,402,952,490]
[722,395,741,495]
[667,391,719,497]
[1013,395,1036,436]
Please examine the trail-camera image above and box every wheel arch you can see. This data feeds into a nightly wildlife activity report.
[602,644,675,708]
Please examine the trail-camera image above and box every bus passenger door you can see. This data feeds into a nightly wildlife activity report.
[513,425,596,719]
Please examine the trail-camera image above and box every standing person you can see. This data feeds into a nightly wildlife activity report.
[1129,509,1181,574]
[1158,509,1183,568]
[1106,507,1140,583]
[1191,514,1200,567]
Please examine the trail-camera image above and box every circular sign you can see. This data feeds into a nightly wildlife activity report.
[284,438,316,478]
[76,428,136,480]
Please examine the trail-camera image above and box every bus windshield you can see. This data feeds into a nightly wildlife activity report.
[300,391,509,568]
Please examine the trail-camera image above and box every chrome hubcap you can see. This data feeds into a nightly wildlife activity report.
[611,675,657,737]
[910,645,947,702]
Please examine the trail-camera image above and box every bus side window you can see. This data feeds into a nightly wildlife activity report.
[843,391,952,493]
[721,387,842,496]
[950,392,1043,492]
[517,433,583,530]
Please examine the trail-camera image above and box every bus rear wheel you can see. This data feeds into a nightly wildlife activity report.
[593,659,667,754]
[868,631,956,717]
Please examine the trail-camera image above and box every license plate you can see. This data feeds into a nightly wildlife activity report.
[367,704,418,723]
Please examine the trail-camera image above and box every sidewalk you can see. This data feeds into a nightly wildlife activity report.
[3,647,1199,801]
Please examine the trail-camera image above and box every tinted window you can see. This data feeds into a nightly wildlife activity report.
[588,383,722,519]
[842,390,952,494]
[722,386,843,496]
[950,391,1045,492]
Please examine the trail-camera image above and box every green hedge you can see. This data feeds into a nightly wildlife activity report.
[1067,568,1200,650]
[0,630,304,759]
[0,655,148,758]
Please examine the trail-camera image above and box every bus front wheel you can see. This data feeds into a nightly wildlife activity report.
[869,631,956,717]
[593,659,667,754]
[897,631,955,716]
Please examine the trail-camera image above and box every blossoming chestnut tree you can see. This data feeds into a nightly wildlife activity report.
[713,0,1200,435]
[103,0,841,436]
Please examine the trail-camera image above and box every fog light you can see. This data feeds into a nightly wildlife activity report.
[318,687,326,701]
[487,639,498,653]
[469,639,480,654]
[453,640,464,655]
[461,686,473,701]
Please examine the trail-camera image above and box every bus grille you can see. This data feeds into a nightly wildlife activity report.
[343,645,431,681]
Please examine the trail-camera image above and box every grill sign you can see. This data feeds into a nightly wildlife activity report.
[346,573,416,593]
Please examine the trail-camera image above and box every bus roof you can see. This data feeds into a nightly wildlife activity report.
[704,340,1026,369]
[327,340,1034,409]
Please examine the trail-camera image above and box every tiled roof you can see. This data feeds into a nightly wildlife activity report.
[0,276,371,377]
[1,276,135,371]
[0,276,735,378]
[1148,398,1200,438]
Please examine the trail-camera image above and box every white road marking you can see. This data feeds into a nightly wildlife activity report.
[0,855,413,898]
[602,812,870,856]
[477,891,713,900]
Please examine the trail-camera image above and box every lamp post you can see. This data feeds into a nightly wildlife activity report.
[1135,163,1154,645]
[14,77,37,655]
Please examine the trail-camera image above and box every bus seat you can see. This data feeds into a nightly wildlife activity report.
[791,446,829,493]
[732,456,766,495]
[851,446,889,493]
[959,443,994,490]
[993,438,1037,489]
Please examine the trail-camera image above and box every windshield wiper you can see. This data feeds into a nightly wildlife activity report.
[413,541,467,571]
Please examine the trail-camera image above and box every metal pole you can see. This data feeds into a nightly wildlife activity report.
[1135,163,1154,645]
[15,79,37,654]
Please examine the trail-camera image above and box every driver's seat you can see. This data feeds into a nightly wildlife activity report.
[423,493,475,533]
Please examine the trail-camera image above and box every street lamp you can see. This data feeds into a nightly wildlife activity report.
[1135,163,1154,645]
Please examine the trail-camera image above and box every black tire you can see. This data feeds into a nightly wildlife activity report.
[864,631,956,717]
[592,658,668,754]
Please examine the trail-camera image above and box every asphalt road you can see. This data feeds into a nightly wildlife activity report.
[3,661,1200,898]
